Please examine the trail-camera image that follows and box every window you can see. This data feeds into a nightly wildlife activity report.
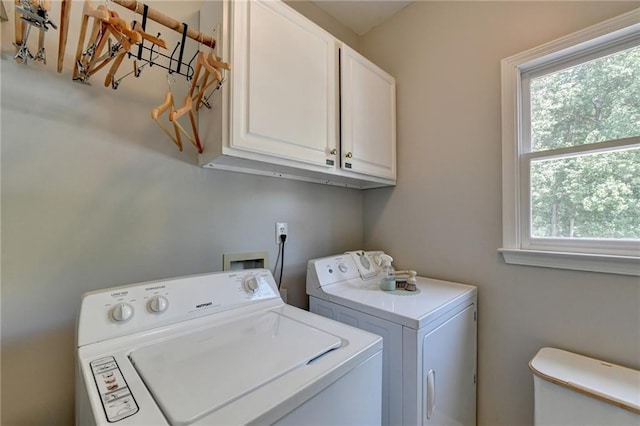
[500,8,640,276]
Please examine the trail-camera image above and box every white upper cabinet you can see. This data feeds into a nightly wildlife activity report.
[199,0,396,189]
[340,45,396,180]
[231,0,339,167]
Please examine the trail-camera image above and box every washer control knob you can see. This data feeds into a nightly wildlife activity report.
[338,262,349,273]
[148,295,169,314]
[110,303,134,323]
[242,275,260,294]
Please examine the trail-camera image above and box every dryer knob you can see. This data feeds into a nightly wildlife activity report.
[148,295,169,314]
[338,262,349,273]
[110,303,134,323]
[242,275,260,294]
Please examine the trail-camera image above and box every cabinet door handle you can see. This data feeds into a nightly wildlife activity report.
[426,369,436,420]
[345,152,353,158]
[330,149,337,155]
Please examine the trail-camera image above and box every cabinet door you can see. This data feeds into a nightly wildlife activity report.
[341,45,396,180]
[231,0,339,167]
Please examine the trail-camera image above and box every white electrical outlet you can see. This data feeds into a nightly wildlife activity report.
[276,222,288,244]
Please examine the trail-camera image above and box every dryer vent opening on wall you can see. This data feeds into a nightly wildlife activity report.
[223,252,268,271]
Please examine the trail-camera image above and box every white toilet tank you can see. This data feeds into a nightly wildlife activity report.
[530,347,640,426]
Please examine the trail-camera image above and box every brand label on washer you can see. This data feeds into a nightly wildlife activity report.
[195,301,213,309]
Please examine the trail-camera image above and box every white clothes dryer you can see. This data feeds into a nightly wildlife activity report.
[76,269,382,425]
[307,252,478,426]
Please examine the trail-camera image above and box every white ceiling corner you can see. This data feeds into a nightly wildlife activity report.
[312,1,413,36]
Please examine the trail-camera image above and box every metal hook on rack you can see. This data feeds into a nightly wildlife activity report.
[185,50,199,81]
[200,77,225,110]
[109,51,157,89]
[132,38,194,81]
[167,41,179,74]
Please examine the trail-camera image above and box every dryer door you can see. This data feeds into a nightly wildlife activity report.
[422,304,477,426]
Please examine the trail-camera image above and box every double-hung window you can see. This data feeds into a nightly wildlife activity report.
[500,8,640,276]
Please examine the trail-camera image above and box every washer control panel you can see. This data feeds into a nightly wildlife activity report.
[90,357,138,422]
[77,269,280,346]
[242,274,260,294]
[110,303,134,323]
[147,295,169,314]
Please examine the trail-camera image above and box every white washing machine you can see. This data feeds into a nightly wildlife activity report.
[307,252,478,426]
[76,269,383,425]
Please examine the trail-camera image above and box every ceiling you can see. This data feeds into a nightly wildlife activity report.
[312,1,413,36]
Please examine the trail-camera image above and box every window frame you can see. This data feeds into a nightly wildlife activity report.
[500,8,640,276]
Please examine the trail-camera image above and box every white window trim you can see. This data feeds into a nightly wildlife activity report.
[500,8,640,277]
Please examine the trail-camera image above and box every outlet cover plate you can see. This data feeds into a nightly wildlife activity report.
[276,222,288,244]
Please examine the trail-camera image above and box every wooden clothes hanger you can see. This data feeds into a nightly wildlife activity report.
[104,50,127,87]
[131,20,167,49]
[189,51,229,111]
[102,13,169,88]
[189,52,219,94]
[75,0,166,82]
[207,52,231,71]
[152,91,183,152]
[73,0,112,80]
[57,0,72,72]
[170,95,203,154]
[106,9,142,44]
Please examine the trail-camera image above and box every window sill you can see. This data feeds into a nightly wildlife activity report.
[498,249,640,276]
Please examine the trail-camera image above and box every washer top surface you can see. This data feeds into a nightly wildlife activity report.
[77,269,383,426]
[324,276,474,328]
[308,256,477,329]
[130,310,341,426]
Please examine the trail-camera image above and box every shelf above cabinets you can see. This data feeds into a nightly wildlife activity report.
[198,0,396,189]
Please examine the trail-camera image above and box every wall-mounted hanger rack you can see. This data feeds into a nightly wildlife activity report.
[131,23,199,82]
[10,0,229,158]
[110,0,215,49]
[73,0,171,85]
[73,0,214,88]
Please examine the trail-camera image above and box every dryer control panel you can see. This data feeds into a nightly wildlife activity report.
[311,255,361,286]
[311,251,391,287]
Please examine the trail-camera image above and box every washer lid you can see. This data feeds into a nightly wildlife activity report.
[129,311,342,426]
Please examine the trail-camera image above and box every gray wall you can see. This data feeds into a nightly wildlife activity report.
[0,1,361,424]
[358,2,640,425]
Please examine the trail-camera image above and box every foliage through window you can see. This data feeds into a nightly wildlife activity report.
[500,9,640,274]
[526,46,640,241]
